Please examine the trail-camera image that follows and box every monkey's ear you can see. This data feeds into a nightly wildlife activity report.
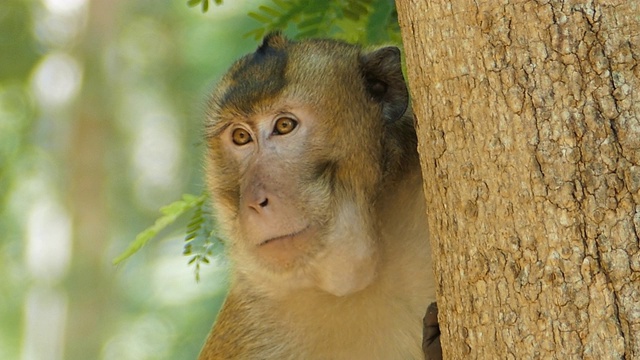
[360,46,409,123]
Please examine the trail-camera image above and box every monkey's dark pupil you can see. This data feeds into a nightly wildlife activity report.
[275,118,297,134]
[233,129,251,144]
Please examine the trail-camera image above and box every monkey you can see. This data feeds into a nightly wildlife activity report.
[423,302,442,360]
[199,32,439,360]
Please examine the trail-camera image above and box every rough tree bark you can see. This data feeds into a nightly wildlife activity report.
[396,1,640,359]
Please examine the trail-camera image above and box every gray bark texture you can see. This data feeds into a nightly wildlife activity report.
[396,0,640,359]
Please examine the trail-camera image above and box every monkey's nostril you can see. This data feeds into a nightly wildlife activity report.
[259,198,269,208]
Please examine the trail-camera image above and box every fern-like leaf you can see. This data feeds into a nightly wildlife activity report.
[182,193,224,281]
[245,0,306,39]
[186,0,223,13]
[113,194,207,265]
[244,0,382,41]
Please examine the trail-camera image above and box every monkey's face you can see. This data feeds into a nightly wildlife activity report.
[208,103,377,297]
[205,34,410,298]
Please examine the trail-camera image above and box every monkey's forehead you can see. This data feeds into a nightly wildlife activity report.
[207,38,362,121]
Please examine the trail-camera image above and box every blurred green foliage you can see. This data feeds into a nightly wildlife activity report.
[1,1,255,359]
[245,0,398,41]
[1,0,401,359]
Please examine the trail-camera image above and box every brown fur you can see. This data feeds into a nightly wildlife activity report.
[200,33,436,359]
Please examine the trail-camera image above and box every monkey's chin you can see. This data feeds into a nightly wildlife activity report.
[256,225,313,267]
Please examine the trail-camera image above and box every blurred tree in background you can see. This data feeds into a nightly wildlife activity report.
[0,0,401,359]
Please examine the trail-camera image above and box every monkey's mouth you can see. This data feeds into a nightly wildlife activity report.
[259,225,311,247]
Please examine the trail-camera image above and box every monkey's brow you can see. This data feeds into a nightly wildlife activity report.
[205,121,233,140]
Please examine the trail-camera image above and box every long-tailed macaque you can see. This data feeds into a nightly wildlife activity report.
[200,33,439,360]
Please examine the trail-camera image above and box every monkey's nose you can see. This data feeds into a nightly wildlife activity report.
[249,197,269,213]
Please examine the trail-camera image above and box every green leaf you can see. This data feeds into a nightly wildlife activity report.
[244,0,309,39]
[259,5,282,18]
[347,1,368,17]
[298,15,323,29]
[248,11,271,24]
[187,220,203,230]
[244,28,266,40]
[271,0,289,9]
[112,193,207,265]
[365,0,394,44]
[186,0,224,12]
[297,28,321,38]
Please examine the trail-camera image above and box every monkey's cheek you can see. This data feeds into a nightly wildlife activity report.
[315,244,377,297]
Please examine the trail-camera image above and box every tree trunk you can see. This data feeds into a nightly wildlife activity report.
[396,1,640,359]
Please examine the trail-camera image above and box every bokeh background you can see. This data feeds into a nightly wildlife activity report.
[0,0,400,358]
[1,1,261,359]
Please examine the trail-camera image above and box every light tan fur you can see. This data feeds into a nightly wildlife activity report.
[199,34,435,359]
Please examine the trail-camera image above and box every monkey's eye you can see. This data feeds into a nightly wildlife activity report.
[273,117,298,135]
[231,128,252,145]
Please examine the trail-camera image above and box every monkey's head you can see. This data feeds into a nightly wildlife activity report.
[205,33,414,297]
